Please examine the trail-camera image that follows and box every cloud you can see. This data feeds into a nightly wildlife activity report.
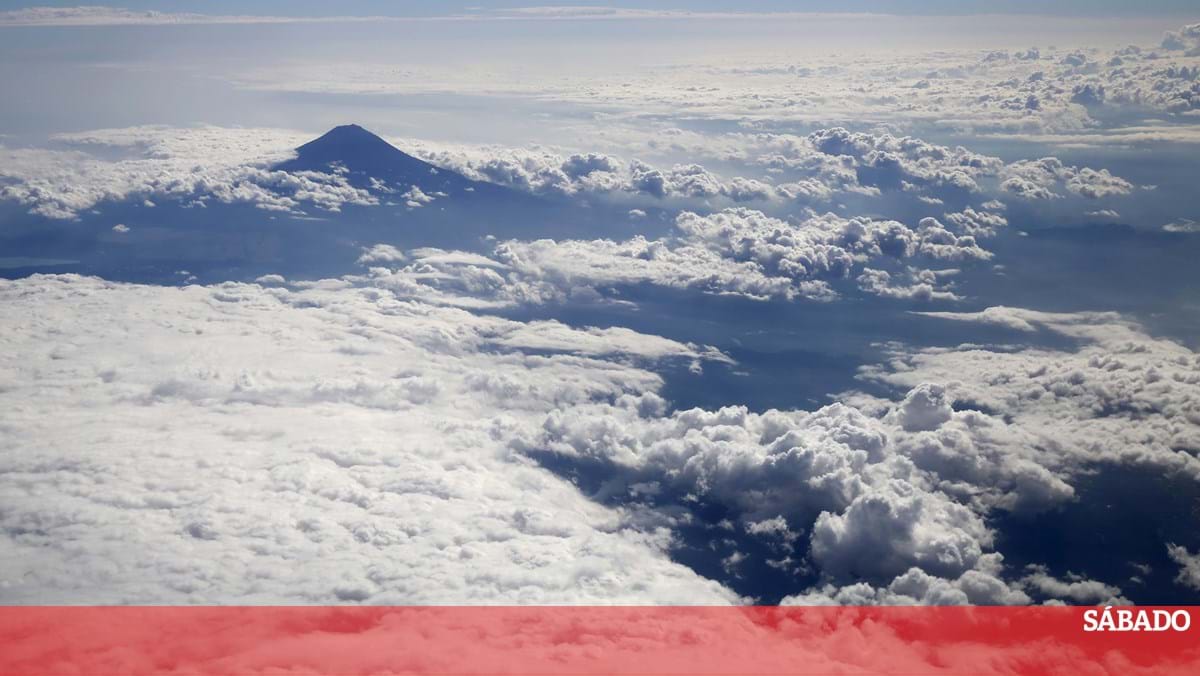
[356,244,407,265]
[0,6,302,26]
[808,481,990,582]
[1001,158,1134,200]
[1167,544,1200,591]
[515,301,1200,603]
[874,307,1200,483]
[1019,567,1131,605]
[0,126,384,219]
[785,560,1030,605]
[894,383,955,432]
[1164,218,1200,233]
[400,185,436,208]
[0,6,474,27]
[516,387,1028,598]
[205,18,1200,156]
[0,273,737,604]
[361,207,988,307]
[855,268,962,302]
[405,127,1134,225]
[0,6,875,28]
[1161,23,1200,55]
[407,142,788,206]
[0,124,1135,246]
[5,271,1196,606]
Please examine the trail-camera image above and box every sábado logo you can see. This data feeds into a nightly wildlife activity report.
[1083,607,1192,632]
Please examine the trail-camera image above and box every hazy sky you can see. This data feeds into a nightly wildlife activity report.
[2,1,1199,16]
[0,7,1187,140]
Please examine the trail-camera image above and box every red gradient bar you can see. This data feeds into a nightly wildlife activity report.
[1,606,1197,675]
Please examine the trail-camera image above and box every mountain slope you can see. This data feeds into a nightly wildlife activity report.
[274,124,499,199]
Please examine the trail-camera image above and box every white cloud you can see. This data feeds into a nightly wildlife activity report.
[363,207,985,306]
[0,6,873,28]
[401,185,436,208]
[1164,218,1200,233]
[855,267,962,302]
[1001,158,1134,200]
[1020,567,1130,605]
[894,383,954,432]
[0,6,452,27]
[871,307,1200,483]
[4,272,1196,606]
[517,390,1020,596]
[403,127,1132,220]
[809,481,990,582]
[785,560,1030,605]
[356,244,407,265]
[1161,23,1200,55]
[0,126,384,219]
[0,6,298,26]
[224,22,1200,146]
[406,142,788,206]
[516,302,1200,602]
[1167,544,1200,591]
[0,274,737,604]
[0,123,1135,247]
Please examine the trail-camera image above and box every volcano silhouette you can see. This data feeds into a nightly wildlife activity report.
[275,124,497,198]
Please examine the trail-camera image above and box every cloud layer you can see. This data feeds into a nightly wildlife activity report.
[4,267,1198,605]
[0,274,734,604]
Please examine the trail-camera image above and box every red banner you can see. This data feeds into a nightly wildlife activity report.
[2,606,1197,675]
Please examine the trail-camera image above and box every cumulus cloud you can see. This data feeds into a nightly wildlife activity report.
[785,560,1030,606]
[510,301,1200,603]
[895,383,954,432]
[407,142,788,206]
[808,482,990,582]
[1167,544,1200,591]
[1020,567,1131,605]
[356,244,407,265]
[515,378,1058,600]
[1161,23,1200,55]
[517,392,1011,591]
[359,207,991,307]
[401,185,437,208]
[876,307,1200,482]
[0,126,383,219]
[407,125,1129,212]
[1001,158,1134,200]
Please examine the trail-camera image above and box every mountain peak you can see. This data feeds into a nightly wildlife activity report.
[295,124,398,159]
[275,124,502,200]
[277,123,440,182]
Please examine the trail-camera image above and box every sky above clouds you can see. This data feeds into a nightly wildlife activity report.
[2,4,1200,608]
[1,1,1198,18]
